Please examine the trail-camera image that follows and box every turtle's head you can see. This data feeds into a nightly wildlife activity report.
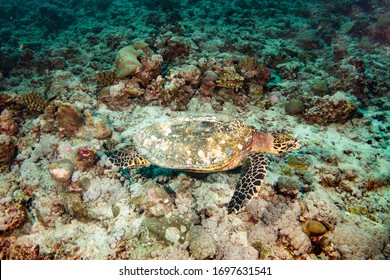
[271,132,300,154]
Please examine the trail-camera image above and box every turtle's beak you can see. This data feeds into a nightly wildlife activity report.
[293,141,300,150]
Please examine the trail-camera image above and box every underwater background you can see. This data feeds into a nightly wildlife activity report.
[0,0,389,260]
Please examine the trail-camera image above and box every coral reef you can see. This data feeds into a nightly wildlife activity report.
[156,35,191,62]
[370,11,390,45]
[216,68,244,90]
[302,92,357,125]
[0,0,388,262]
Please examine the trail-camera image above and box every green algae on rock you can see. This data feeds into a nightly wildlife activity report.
[302,220,327,237]
[275,175,301,198]
[284,99,305,115]
[142,216,191,245]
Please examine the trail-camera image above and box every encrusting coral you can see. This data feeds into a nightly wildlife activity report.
[302,92,357,125]
[56,103,85,137]
[0,201,27,232]
[0,109,19,136]
[0,135,17,171]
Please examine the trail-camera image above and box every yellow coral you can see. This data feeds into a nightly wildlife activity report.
[216,69,244,90]
[115,46,143,78]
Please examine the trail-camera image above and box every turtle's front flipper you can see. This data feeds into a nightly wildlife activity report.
[109,149,149,169]
[227,153,268,214]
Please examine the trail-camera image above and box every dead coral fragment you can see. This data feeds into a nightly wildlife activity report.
[216,68,244,90]
[159,36,191,62]
[94,70,118,86]
[18,91,48,113]
[160,87,191,111]
[130,181,173,217]
[275,175,301,198]
[98,78,145,110]
[48,158,76,185]
[56,103,84,137]
[284,99,305,115]
[0,237,42,260]
[0,201,27,232]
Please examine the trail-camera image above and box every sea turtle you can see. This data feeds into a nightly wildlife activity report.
[109,114,300,214]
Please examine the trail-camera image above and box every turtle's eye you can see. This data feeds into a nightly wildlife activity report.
[287,140,300,151]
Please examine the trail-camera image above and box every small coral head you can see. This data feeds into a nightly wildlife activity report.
[272,133,300,153]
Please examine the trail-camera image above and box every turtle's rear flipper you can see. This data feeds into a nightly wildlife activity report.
[109,149,149,169]
[227,153,268,214]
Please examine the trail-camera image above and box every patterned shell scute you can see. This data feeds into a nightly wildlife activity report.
[133,114,253,171]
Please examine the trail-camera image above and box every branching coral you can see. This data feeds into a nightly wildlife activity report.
[94,70,118,86]
[18,91,48,113]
